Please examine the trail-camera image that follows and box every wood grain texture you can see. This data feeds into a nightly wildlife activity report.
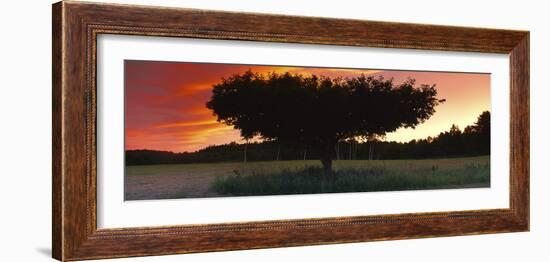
[52,1,530,261]
[509,35,530,226]
[52,2,63,260]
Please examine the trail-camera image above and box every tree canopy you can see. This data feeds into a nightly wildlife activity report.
[206,70,445,173]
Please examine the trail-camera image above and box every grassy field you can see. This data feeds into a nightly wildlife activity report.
[125,156,490,200]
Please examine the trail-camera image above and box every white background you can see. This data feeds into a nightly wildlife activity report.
[0,0,547,261]
[98,35,509,228]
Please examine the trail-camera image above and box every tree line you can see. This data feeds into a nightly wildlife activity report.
[126,111,490,166]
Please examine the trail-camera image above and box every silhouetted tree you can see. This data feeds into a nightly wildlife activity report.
[463,110,491,155]
[206,71,445,175]
[476,111,491,154]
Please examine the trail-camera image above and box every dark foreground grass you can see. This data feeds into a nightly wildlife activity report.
[211,163,490,196]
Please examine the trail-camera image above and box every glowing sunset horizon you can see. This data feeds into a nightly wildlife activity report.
[125,60,490,153]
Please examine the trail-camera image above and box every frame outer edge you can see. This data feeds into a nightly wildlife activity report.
[52,2,64,260]
[510,33,530,229]
[59,2,100,260]
[52,1,531,260]
[52,2,64,261]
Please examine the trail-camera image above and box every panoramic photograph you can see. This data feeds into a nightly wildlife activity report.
[124,60,491,201]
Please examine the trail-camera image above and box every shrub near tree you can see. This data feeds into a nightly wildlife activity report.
[206,71,445,176]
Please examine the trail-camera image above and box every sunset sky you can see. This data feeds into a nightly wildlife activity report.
[125,60,490,152]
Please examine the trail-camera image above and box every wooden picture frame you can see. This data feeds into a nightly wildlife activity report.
[52,1,529,261]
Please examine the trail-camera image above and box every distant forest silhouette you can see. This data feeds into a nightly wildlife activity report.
[126,111,490,166]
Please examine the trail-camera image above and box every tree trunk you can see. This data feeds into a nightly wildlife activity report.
[348,142,352,160]
[371,143,375,160]
[335,143,340,160]
[320,155,333,174]
[243,141,248,163]
[368,142,372,160]
[320,144,334,177]
[242,140,248,174]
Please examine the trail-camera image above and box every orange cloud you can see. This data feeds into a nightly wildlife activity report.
[154,119,219,129]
